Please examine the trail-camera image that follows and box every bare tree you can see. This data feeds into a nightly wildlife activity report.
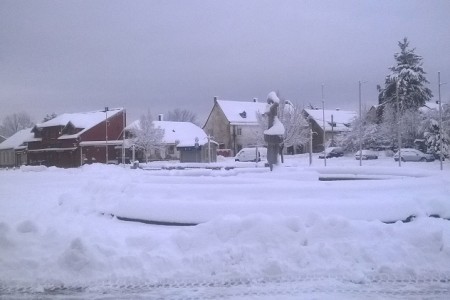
[166,108,199,125]
[42,113,58,122]
[255,99,309,153]
[130,111,165,162]
[278,100,309,151]
[0,112,34,137]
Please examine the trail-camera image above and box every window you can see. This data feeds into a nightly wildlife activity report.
[237,127,242,136]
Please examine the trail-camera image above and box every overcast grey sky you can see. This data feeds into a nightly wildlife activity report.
[1,0,449,124]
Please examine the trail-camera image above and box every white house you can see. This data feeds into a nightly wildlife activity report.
[125,120,216,162]
[0,128,34,168]
[303,108,357,152]
[203,97,267,156]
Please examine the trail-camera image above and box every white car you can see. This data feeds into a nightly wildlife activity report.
[235,147,267,162]
[355,150,378,160]
[393,148,435,162]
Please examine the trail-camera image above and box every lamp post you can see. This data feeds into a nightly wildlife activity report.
[438,71,446,171]
[322,84,326,167]
[122,108,126,165]
[396,79,402,167]
[105,106,109,164]
[358,81,366,166]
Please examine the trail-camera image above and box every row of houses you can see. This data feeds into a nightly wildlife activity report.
[0,98,357,168]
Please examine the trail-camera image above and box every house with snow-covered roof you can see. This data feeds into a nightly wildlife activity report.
[125,119,217,162]
[203,97,267,156]
[27,108,126,167]
[0,128,34,168]
[303,108,357,152]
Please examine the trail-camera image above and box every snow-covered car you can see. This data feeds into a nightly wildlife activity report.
[234,147,267,162]
[319,147,344,159]
[355,150,378,160]
[393,148,435,162]
[427,151,446,161]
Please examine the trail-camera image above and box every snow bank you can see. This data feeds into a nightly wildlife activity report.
[1,156,450,287]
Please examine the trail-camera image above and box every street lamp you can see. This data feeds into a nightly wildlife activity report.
[104,106,109,164]
[396,79,402,167]
[322,84,326,167]
[358,81,367,166]
[438,71,446,171]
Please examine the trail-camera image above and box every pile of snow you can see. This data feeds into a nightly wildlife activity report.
[1,155,450,290]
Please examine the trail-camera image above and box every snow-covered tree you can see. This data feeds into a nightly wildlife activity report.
[336,108,382,152]
[378,38,433,113]
[423,119,449,157]
[130,111,165,162]
[278,100,309,151]
[42,113,58,123]
[420,103,450,157]
[255,98,309,153]
[400,108,423,147]
[0,112,34,137]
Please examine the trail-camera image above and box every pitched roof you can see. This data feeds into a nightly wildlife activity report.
[34,108,123,139]
[216,100,267,125]
[0,128,34,150]
[304,109,357,132]
[127,120,210,147]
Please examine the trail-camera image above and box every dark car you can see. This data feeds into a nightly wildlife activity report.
[319,147,344,159]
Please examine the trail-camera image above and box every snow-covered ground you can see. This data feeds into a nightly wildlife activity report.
[1,153,450,299]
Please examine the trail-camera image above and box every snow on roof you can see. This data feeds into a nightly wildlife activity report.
[36,108,123,138]
[304,109,357,132]
[126,120,210,147]
[0,128,34,150]
[216,100,267,125]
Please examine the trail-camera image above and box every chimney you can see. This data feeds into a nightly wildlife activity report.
[158,114,163,121]
[214,96,218,103]
[253,98,258,102]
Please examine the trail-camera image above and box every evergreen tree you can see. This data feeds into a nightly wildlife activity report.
[379,38,433,113]
[420,103,450,157]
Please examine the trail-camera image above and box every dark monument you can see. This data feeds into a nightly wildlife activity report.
[264,92,285,171]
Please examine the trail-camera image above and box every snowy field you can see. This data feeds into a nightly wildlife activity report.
[1,153,450,299]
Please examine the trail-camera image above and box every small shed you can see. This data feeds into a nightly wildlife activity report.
[177,137,218,163]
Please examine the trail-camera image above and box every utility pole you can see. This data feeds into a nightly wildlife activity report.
[309,124,313,166]
[122,108,126,164]
[396,80,402,167]
[438,71,445,171]
[358,81,363,166]
[322,84,326,167]
[105,107,109,164]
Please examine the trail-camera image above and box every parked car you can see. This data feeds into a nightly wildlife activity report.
[235,147,267,162]
[355,150,378,160]
[393,148,435,162]
[427,151,446,161]
[319,147,344,159]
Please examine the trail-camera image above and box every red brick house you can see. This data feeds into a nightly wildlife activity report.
[27,108,126,168]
